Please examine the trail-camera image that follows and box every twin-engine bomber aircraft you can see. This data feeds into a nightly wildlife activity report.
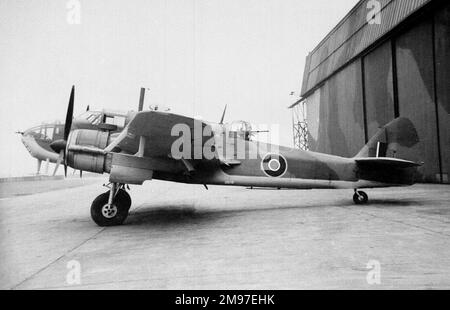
[50,86,423,226]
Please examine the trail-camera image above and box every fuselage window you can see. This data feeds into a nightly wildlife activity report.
[104,115,126,128]
[104,116,115,125]
[114,116,126,128]
[44,126,54,141]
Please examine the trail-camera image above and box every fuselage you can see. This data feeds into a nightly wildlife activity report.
[152,124,407,190]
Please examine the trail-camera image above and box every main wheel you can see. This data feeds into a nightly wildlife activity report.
[353,191,369,205]
[90,189,132,226]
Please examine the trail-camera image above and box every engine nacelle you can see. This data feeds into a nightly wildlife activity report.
[66,129,111,174]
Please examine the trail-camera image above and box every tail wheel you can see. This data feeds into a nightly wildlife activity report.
[91,189,132,226]
[353,191,369,205]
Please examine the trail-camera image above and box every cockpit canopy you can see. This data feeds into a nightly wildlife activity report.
[24,122,64,141]
[226,120,253,141]
[228,120,252,133]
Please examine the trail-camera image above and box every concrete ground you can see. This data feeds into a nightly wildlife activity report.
[0,177,449,290]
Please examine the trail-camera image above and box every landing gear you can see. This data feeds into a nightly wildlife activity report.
[90,183,132,226]
[353,190,369,205]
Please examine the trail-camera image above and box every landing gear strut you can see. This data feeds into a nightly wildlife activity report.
[353,189,369,205]
[90,183,132,226]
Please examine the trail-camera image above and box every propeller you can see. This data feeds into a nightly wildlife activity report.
[50,85,75,177]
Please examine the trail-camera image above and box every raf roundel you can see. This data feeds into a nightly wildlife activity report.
[261,153,288,178]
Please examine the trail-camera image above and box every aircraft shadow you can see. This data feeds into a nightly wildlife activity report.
[367,199,423,207]
[126,205,219,226]
[124,198,423,226]
[125,201,341,226]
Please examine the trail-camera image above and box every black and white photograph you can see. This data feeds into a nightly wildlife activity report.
[0,0,449,294]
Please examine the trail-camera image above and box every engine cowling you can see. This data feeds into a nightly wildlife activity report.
[66,129,111,174]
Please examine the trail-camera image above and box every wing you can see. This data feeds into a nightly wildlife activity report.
[107,111,214,158]
[105,111,216,184]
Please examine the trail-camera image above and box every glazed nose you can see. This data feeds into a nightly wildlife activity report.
[21,127,35,137]
[20,133,35,155]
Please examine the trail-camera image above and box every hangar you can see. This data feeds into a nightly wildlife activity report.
[293,0,449,183]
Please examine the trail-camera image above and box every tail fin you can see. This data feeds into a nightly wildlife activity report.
[355,117,420,159]
[354,118,422,185]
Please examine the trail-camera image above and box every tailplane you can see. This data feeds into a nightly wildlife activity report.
[354,157,422,168]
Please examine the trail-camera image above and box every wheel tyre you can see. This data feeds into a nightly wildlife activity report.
[90,190,131,227]
[353,191,369,205]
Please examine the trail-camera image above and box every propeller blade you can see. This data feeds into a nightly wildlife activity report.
[64,85,75,141]
[53,150,64,176]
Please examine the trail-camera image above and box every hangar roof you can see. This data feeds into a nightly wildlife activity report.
[299,0,433,100]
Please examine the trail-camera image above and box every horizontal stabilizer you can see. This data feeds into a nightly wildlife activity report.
[355,157,423,168]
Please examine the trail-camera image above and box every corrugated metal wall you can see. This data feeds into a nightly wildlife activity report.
[434,5,450,183]
[307,61,366,158]
[301,0,432,97]
[363,41,395,139]
[302,0,449,183]
[395,19,440,182]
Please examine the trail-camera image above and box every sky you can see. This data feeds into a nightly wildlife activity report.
[0,0,359,177]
